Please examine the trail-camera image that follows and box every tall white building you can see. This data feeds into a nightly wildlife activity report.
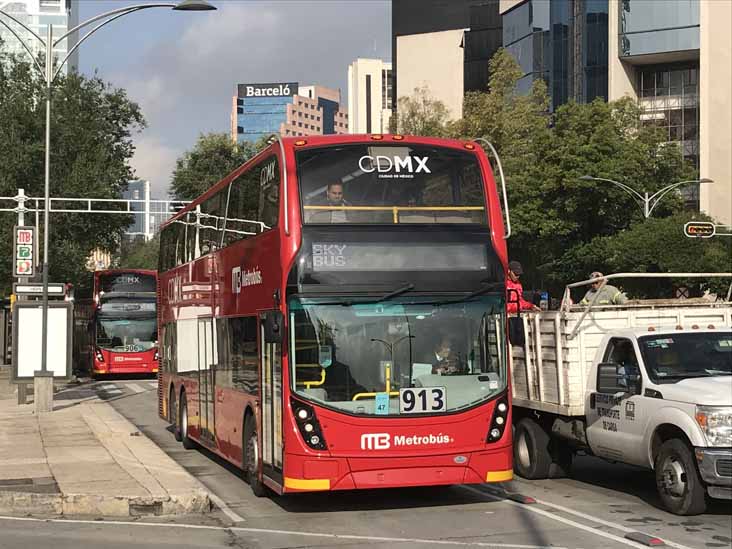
[0,0,79,74]
[347,58,393,134]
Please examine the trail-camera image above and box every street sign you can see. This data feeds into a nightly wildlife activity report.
[13,283,66,297]
[13,226,36,277]
[684,221,716,238]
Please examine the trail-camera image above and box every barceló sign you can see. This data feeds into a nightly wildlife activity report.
[684,221,716,238]
[238,82,298,98]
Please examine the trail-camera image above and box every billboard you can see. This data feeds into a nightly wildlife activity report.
[237,82,298,98]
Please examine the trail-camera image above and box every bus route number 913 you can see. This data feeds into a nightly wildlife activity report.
[399,387,446,414]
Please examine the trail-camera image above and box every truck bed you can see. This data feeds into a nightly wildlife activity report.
[510,302,732,416]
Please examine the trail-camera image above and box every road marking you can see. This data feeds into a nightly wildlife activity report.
[148,382,158,389]
[103,389,122,395]
[99,384,117,390]
[126,383,145,394]
[0,515,566,548]
[461,485,651,549]
[207,491,246,523]
[481,485,695,549]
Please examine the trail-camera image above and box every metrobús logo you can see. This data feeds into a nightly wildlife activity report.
[358,155,431,179]
[360,432,454,450]
[232,266,263,294]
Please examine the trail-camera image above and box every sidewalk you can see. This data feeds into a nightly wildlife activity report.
[0,385,211,518]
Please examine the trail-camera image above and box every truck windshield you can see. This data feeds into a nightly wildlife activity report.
[96,318,157,353]
[289,295,507,415]
[639,332,732,381]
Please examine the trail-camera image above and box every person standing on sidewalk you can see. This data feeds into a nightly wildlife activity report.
[506,260,540,314]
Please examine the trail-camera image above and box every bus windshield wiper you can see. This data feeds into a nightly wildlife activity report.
[341,283,414,306]
[419,282,504,305]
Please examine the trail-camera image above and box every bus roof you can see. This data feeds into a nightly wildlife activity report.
[162,134,485,230]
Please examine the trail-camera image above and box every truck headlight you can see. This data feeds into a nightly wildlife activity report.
[696,406,732,447]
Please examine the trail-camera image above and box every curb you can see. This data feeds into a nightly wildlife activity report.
[0,490,211,518]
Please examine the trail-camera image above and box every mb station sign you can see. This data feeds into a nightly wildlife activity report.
[14,226,36,277]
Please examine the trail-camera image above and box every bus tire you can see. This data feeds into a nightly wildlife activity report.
[243,416,266,497]
[655,439,707,515]
[179,391,196,450]
[513,418,551,480]
[170,388,182,442]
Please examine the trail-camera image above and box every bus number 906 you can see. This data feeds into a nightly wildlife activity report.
[399,387,446,414]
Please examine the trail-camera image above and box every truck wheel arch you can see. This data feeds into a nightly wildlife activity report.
[647,411,704,467]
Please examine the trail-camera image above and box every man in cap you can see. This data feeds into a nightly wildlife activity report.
[506,260,540,314]
[581,271,628,305]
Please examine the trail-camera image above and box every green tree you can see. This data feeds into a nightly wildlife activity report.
[390,86,452,136]
[558,212,732,299]
[0,52,144,294]
[170,133,261,200]
[452,49,698,295]
[119,234,160,270]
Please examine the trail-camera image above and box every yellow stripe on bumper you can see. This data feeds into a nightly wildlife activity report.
[284,477,330,491]
[486,469,513,482]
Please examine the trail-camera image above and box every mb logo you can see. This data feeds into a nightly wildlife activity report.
[360,433,390,450]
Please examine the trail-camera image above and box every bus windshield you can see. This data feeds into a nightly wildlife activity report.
[298,144,487,225]
[289,295,506,415]
[96,318,157,353]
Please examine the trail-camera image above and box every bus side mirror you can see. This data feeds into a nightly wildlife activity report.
[508,317,525,346]
[263,311,283,343]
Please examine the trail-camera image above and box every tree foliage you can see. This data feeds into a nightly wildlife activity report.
[119,234,160,271]
[449,49,713,296]
[0,51,145,294]
[390,86,452,137]
[170,133,261,200]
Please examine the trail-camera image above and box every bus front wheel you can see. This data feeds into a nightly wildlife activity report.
[179,391,195,450]
[243,416,266,497]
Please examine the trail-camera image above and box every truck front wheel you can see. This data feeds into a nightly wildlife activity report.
[654,439,707,515]
[514,418,552,479]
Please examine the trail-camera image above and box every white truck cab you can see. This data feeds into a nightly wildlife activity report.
[509,273,732,515]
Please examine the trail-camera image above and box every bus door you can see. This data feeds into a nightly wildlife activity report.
[197,317,217,442]
[259,311,283,483]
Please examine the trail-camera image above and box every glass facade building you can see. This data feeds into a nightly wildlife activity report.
[235,96,291,143]
[502,0,608,109]
[619,0,699,58]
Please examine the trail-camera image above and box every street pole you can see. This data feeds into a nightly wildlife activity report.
[643,191,649,219]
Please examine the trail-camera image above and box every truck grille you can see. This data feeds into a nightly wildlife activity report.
[716,459,732,477]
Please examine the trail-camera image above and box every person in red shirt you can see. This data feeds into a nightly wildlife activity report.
[506,260,540,314]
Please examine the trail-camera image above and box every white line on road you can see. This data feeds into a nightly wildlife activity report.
[479,485,695,549]
[99,384,117,390]
[461,485,651,549]
[207,491,246,523]
[103,389,122,395]
[126,383,145,394]
[0,516,566,549]
[148,382,158,389]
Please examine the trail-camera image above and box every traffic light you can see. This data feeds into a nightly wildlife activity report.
[683,221,716,238]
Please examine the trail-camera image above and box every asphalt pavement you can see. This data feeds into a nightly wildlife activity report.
[85,378,732,549]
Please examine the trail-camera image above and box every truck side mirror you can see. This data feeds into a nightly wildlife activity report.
[263,310,283,343]
[597,362,637,394]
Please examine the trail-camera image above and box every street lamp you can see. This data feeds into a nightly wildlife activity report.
[579,175,713,219]
[0,0,215,411]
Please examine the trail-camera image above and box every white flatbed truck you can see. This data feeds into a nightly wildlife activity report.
[508,273,732,515]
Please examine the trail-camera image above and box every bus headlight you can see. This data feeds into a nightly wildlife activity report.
[696,406,732,447]
[487,393,509,443]
[291,398,327,451]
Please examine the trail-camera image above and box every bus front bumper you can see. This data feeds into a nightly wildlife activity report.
[283,448,512,492]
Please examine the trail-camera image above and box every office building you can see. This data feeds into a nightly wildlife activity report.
[231,82,348,144]
[0,0,79,73]
[499,0,729,224]
[123,180,178,241]
[392,0,503,120]
[347,58,393,134]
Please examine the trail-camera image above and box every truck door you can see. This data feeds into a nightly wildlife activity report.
[586,338,649,465]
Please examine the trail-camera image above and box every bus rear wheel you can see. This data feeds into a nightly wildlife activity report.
[243,416,266,497]
[169,388,181,442]
[179,391,196,450]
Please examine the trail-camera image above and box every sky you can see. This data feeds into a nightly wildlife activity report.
[77,0,392,197]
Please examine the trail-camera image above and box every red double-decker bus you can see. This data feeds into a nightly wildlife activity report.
[88,269,159,377]
[158,134,513,496]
